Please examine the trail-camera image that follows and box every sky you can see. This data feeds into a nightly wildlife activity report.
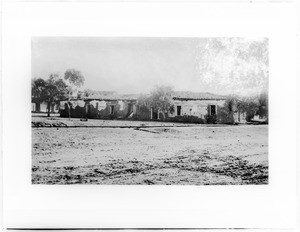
[32,37,268,96]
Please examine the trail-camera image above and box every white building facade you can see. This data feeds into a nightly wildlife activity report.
[169,99,226,119]
[168,92,226,119]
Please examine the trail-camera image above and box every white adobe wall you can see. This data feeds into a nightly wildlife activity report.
[38,102,59,113]
[40,102,48,112]
[169,99,225,119]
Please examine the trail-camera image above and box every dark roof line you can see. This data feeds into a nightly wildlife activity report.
[68,98,137,101]
[173,97,225,101]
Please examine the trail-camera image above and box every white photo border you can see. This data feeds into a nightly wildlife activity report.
[1,1,298,229]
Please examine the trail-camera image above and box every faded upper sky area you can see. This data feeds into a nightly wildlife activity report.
[32,37,268,96]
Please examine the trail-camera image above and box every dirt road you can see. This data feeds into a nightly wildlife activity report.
[32,118,268,185]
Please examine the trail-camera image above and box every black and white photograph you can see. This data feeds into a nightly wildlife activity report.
[31,37,269,185]
[2,1,299,230]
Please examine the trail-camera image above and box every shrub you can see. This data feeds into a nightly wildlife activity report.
[167,115,205,124]
[216,108,234,124]
[205,114,217,124]
[134,105,151,120]
[101,114,117,120]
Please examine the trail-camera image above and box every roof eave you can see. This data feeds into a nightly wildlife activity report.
[173,97,226,101]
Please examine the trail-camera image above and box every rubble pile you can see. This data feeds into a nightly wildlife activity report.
[32,121,67,127]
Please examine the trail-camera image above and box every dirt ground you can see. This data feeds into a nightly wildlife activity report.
[32,117,268,185]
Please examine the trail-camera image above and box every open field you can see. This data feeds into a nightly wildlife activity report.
[32,117,268,185]
[32,114,224,128]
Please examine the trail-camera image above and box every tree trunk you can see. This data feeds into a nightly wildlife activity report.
[47,102,51,117]
[68,102,71,120]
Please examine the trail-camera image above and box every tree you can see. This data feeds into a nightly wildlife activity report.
[222,93,268,123]
[32,78,48,104]
[236,97,257,122]
[257,92,268,122]
[217,94,269,124]
[135,86,174,120]
[216,95,237,124]
[135,94,152,120]
[32,73,68,117]
[64,69,85,118]
[64,69,85,95]
[148,85,174,119]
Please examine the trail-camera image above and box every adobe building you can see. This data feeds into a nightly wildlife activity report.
[168,91,226,119]
[31,102,59,114]
[59,92,138,119]
[33,90,247,124]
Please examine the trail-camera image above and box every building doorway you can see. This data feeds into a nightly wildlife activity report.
[110,105,115,115]
[177,106,182,116]
[210,105,216,116]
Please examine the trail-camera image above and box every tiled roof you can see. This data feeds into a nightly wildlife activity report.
[73,90,225,101]
[172,91,226,100]
[84,93,138,101]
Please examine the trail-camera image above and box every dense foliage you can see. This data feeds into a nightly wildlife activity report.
[217,93,268,124]
[64,69,85,88]
[136,86,175,119]
[32,70,85,117]
[168,115,205,124]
